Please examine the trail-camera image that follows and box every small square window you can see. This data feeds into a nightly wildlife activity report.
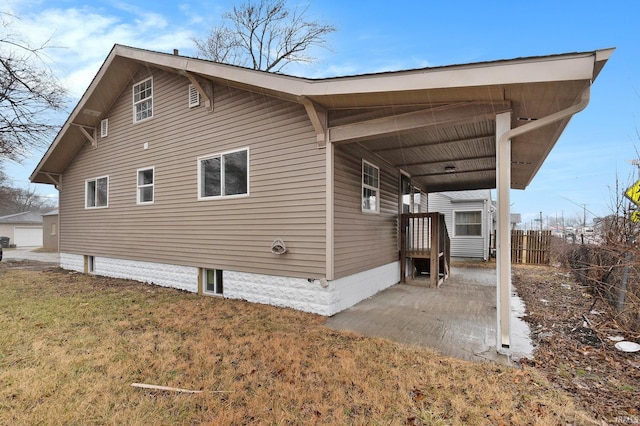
[85,176,109,208]
[362,160,379,214]
[203,269,223,295]
[198,148,249,199]
[454,211,483,236]
[133,77,153,122]
[137,167,154,204]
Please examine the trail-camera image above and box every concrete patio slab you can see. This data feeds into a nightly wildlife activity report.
[326,265,533,366]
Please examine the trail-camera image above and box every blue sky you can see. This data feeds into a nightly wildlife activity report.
[3,0,639,227]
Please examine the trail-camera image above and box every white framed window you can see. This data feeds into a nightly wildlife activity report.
[198,148,249,199]
[362,160,380,213]
[188,84,200,108]
[203,269,223,296]
[85,176,109,209]
[137,167,155,204]
[133,77,153,122]
[454,210,483,237]
[100,118,108,137]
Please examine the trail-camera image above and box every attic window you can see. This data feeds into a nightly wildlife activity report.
[100,118,108,137]
[133,77,153,122]
[188,84,200,108]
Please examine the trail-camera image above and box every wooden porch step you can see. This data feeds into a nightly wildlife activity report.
[406,251,444,259]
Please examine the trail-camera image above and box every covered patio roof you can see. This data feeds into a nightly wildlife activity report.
[32,44,613,194]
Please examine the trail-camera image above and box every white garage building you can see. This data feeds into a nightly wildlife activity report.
[0,211,44,248]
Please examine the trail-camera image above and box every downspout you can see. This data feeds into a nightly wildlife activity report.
[496,84,591,352]
[499,85,591,149]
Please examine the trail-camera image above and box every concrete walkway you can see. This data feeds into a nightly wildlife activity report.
[326,265,533,366]
[1,247,60,264]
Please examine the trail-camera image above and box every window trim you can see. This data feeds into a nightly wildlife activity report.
[362,159,380,214]
[202,268,224,296]
[453,210,483,237]
[85,175,109,209]
[197,147,250,200]
[136,166,155,205]
[132,77,153,123]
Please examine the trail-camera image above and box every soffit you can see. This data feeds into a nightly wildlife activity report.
[323,80,590,192]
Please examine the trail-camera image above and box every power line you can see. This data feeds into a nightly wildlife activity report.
[554,193,598,218]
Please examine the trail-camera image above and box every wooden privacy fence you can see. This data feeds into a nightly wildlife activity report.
[511,230,551,265]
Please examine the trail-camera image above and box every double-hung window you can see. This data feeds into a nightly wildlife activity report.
[86,176,108,208]
[198,148,249,199]
[454,211,482,236]
[362,160,380,213]
[133,77,153,122]
[137,167,154,204]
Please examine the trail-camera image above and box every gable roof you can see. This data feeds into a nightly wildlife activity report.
[0,211,43,224]
[31,44,613,193]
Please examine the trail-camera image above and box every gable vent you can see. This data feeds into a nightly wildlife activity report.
[100,118,108,137]
[188,84,200,108]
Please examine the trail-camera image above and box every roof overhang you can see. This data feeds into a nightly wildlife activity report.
[31,44,613,192]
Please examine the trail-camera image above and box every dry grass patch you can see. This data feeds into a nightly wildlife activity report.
[0,267,595,425]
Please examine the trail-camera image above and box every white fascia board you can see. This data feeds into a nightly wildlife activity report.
[302,54,598,96]
[119,45,310,96]
[116,45,604,99]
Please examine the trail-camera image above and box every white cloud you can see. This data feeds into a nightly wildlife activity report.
[6,3,199,99]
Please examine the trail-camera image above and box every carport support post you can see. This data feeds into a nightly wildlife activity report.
[495,112,512,352]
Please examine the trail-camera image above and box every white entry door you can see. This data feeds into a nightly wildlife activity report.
[14,227,43,247]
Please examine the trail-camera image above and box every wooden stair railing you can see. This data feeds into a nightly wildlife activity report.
[400,212,451,287]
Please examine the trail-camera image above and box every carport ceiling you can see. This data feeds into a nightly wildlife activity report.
[320,79,589,193]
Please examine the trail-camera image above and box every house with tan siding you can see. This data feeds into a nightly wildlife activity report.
[31,45,611,323]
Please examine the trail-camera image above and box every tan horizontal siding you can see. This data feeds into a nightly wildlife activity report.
[60,68,326,278]
[332,144,399,279]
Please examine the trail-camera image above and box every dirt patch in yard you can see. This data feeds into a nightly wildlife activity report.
[513,264,640,424]
[0,259,59,271]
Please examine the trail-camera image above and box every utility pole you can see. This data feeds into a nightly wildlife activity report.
[539,211,543,231]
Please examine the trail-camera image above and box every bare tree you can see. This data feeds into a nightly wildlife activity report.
[0,170,55,214]
[0,12,67,163]
[193,0,336,72]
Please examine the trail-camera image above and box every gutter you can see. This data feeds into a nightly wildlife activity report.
[499,84,591,146]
